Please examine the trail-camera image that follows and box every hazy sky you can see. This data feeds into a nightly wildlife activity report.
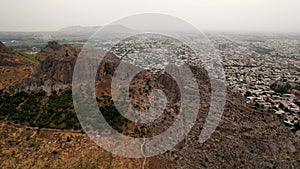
[0,0,299,32]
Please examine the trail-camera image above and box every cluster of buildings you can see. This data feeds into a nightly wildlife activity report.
[92,33,300,129]
[109,34,194,72]
[213,34,300,128]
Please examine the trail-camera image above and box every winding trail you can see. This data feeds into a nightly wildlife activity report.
[141,137,147,169]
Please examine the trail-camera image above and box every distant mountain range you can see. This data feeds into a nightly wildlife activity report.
[57,24,136,33]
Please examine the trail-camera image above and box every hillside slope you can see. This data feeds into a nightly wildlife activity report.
[0,42,35,91]
[0,41,299,168]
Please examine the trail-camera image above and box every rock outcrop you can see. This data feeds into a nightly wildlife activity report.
[38,41,78,84]
[18,41,122,94]
[18,41,78,94]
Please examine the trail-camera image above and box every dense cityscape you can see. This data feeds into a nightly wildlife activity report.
[212,35,300,130]
[1,27,300,169]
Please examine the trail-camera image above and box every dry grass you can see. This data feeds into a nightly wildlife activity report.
[0,123,150,169]
[0,65,34,91]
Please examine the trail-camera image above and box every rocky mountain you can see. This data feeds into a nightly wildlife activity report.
[1,41,299,168]
[18,41,120,94]
[0,41,35,91]
[58,25,102,33]
[37,41,79,84]
[18,41,79,94]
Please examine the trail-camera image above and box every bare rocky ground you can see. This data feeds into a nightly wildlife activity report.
[0,122,166,169]
[156,90,300,168]
[0,41,35,91]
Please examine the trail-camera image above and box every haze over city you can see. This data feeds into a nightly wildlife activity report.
[0,0,300,32]
[1,1,300,168]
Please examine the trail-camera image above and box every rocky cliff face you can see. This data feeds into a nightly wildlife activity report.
[38,41,78,84]
[18,41,78,94]
[18,41,124,94]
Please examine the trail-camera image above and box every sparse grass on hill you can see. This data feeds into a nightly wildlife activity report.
[11,49,45,62]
